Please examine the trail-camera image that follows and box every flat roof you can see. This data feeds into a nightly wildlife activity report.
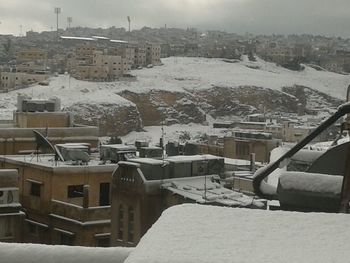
[165,154,223,163]
[60,36,96,41]
[91,36,110,40]
[0,154,116,173]
[101,144,136,150]
[110,39,128,44]
[129,158,166,165]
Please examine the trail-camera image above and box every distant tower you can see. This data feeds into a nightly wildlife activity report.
[54,7,61,39]
[67,17,72,29]
[127,16,131,33]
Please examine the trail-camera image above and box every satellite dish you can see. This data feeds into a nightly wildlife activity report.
[33,130,55,153]
[54,145,65,162]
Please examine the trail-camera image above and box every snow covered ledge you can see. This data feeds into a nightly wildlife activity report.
[0,242,133,263]
[125,204,350,263]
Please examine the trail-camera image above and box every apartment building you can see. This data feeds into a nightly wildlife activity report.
[223,130,281,163]
[70,43,130,80]
[110,155,261,247]
[0,169,24,243]
[146,44,162,66]
[109,47,135,69]
[0,47,49,92]
[16,48,47,63]
[134,46,147,68]
[0,153,115,246]
[0,71,48,92]
[0,95,99,155]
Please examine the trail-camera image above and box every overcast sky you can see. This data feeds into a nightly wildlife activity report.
[0,0,350,37]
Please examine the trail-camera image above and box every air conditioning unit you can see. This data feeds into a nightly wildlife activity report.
[100,144,137,163]
[0,188,19,205]
[55,143,90,163]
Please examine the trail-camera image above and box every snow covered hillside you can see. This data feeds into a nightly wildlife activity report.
[0,57,348,135]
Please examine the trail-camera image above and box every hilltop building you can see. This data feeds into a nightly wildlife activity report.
[0,95,99,155]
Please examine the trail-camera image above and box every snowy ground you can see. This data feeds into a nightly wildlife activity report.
[126,204,350,263]
[120,123,230,145]
[0,56,349,119]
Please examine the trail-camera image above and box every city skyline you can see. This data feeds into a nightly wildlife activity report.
[0,0,350,38]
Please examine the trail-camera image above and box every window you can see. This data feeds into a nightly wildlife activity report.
[96,237,110,247]
[67,185,84,198]
[0,217,13,238]
[60,232,73,245]
[30,182,41,197]
[118,205,124,240]
[128,206,134,243]
[28,222,39,236]
[99,182,110,206]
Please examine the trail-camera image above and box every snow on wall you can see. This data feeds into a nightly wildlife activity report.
[0,242,133,263]
[279,172,343,194]
[126,204,350,263]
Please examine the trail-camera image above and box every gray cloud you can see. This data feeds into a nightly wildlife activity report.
[0,0,350,37]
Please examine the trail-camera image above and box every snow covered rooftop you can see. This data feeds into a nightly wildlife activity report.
[125,204,350,263]
[60,36,96,41]
[162,176,262,207]
[0,242,132,263]
[91,36,110,40]
[165,154,222,163]
[110,39,128,44]
[0,154,116,171]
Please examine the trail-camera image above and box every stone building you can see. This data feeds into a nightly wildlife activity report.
[223,130,281,163]
[0,169,24,243]
[0,95,99,155]
[110,155,261,247]
[0,153,115,247]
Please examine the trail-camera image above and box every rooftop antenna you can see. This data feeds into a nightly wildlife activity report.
[19,25,23,37]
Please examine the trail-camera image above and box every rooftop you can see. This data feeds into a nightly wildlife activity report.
[0,154,116,172]
[162,176,262,207]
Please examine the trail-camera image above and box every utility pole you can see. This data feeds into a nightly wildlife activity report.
[54,7,61,40]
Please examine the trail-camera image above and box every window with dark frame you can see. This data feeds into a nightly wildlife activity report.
[30,182,41,197]
[118,205,124,240]
[28,223,39,236]
[128,206,134,243]
[60,232,73,245]
[67,185,84,198]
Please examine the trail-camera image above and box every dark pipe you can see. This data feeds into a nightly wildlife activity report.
[253,102,350,199]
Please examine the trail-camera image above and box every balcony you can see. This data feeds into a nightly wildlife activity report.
[51,199,110,223]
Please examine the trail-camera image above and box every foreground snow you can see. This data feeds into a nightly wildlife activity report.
[0,57,349,119]
[126,204,350,263]
[0,242,133,263]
